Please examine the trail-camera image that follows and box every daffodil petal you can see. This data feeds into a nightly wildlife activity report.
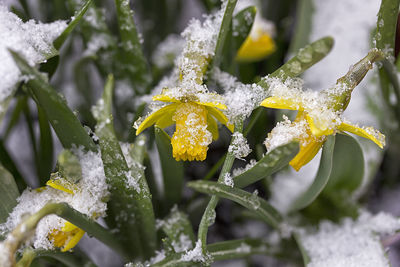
[206,106,234,132]
[236,33,276,62]
[306,115,334,137]
[152,94,179,103]
[338,122,385,148]
[290,138,325,171]
[46,179,75,194]
[61,228,85,252]
[207,115,219,140]
[195,101,227,110]
[136,104,179,135]
[155,111,175,129]
[260,97,302,111]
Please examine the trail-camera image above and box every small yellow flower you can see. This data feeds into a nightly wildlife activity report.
[236,17,276,62]
[136,89,234,161]
[261,83,385,171]
[46,178,85,252]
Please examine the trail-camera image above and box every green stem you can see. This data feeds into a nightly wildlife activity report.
[197,121,243,252]
[16,248,35,267]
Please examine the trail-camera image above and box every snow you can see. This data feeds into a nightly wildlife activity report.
[228,132,252,159]
[152,34,185,69]
[0,5,67,104]
[269,151,321,214]
[214,68,267,122]
[299,211,400,267]
[172,233,194,253]
[223,173,234,188]
[0,148,109,250]
[232,159,257,177]
[180,239,211,263]
[264,115,310,152]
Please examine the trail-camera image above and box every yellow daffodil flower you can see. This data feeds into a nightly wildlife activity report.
[236,17,276,62]
[136,89,234,161]
[261,50,385,171]
[46,178,85,252]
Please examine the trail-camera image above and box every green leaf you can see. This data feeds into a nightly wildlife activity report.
[37,106,54,185]
[232,6,256,53]
[188,181,282,229]
[160,207,196,254]
[56,150,82,184]
[9,50,97,152]
[210,0,238,70]
[152,238,274,266]
[258,36,334,87]
[324,134,364,194]
[288,0,314,54]
[94,75,156,259]
[0,164,19,224]
[234,142,299,188]
[293,232,310,266]
[208,238,272,261]
[125,136,158,257]
[53,0,93,50]
[114,0,151,93]
[0,140,27,193]
[375,0,399,52]
[34,249,97,267]
[154,126,184,211]
[290,135,335,211]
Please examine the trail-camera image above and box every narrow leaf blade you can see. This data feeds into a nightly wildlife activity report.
[0,164,19,224]
[290,135,335,211]
[188,181,282,229]
[234,142,299,188]
[154,126,184,210]
[9,50,96,152]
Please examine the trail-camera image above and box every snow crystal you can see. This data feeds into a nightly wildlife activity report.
[0,5,67,103]
[232,159,257,177]
[215,69,267,122]
[264,115,309,152]
[228,132,252,159]
[223,173,234,188]
[299,211,400,267]
[180,239,211,263]
[149,250,166,264]
[124,170,141,193]
[152,34,185,69]
[172,233,194,253]
[0,148,109,250]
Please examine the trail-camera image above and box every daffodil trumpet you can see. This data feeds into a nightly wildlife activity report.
[261,49,386,171]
